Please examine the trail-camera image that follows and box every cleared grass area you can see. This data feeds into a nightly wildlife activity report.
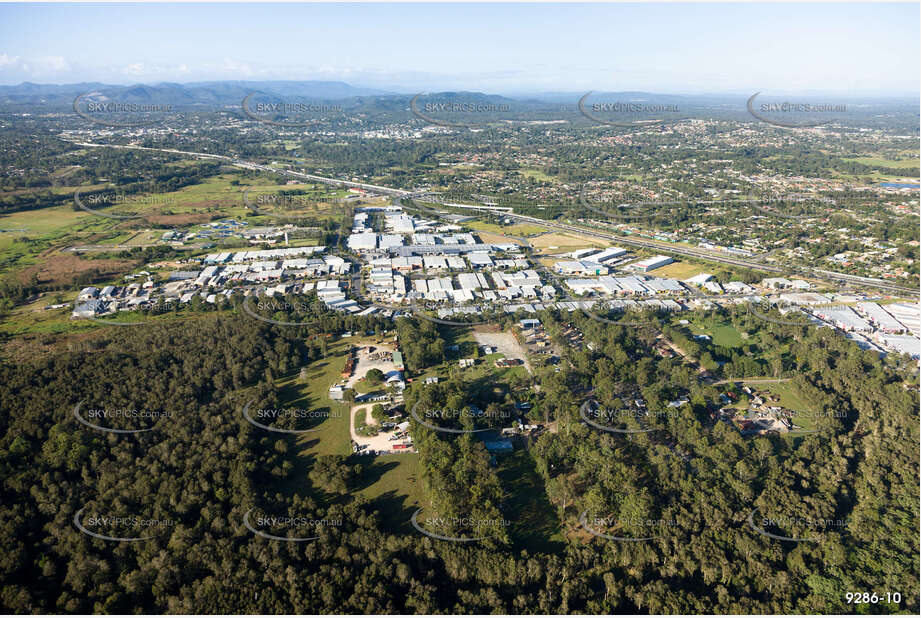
[495,449,565,553]
[684,315,748,348]
[465,220,548,236]
[754,380,812,415]
[279,339,352,459]
[267,339,351,501]
[354,453,423,532]
[518,168,554,182]
[708,324,745,348]
[650,261,711,280]
[530,231,608,254]
[842,157,920,169]
[0,202,103,236]
[470,230,530,247]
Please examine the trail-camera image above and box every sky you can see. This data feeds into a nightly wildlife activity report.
[0,2,917,95]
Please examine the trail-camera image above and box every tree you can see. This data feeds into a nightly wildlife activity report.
[365,368,384,385]
[371,404,387,424]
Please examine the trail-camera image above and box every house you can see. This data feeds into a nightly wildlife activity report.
[459,358,475,368]
[519,318,541,330]
[386,374,406,391]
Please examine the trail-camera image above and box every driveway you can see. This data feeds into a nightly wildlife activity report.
[349,403,414,455]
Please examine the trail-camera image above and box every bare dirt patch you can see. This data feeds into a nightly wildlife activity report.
[474,231,529,246]
[1,329,107,363]
[472,326,533,374]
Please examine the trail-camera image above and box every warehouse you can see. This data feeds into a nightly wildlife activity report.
[554,260,609,276]
[856,302,907,333]
[457,272,490,291]
[347,231,378,251]
[378,234,404,250]
[684,273,713,286]
[467,252,494,268]
[589,246,629,263]
[814,306,873,332]
[631,255,673,272]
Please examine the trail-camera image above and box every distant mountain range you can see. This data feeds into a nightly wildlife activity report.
[0,80,913,112]
[0,80,397,106]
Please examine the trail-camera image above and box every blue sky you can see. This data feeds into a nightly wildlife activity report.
[0,2,917,94]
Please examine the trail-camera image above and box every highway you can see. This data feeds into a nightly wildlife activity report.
[70,141,918,297]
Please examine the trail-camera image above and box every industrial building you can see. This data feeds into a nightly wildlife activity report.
[631,255,673,272]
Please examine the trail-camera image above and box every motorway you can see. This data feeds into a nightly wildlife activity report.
[70,141,918,298]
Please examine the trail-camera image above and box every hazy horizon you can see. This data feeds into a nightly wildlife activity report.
[0,2,918,96]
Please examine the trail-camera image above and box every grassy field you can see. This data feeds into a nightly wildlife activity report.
[471,230,530,247]
[518,168,554,182]
[465,219,548,236]
[754,381,812,415]
[281,339,352,458]
[530,231,608,254]
[268,339,351,500]
[649,261,711,280]
[495,449,565,553]
[842,156,920,169]
[685,315,748,348]
[354,453,423,532]
[269,336,424,532]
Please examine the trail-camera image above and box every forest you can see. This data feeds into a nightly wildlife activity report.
[0,302,916,613]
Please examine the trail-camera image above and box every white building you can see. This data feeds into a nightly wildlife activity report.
[631,255,673,272]
[347,232,377,251]
[589,246,629,263]
[554,261,609,276]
